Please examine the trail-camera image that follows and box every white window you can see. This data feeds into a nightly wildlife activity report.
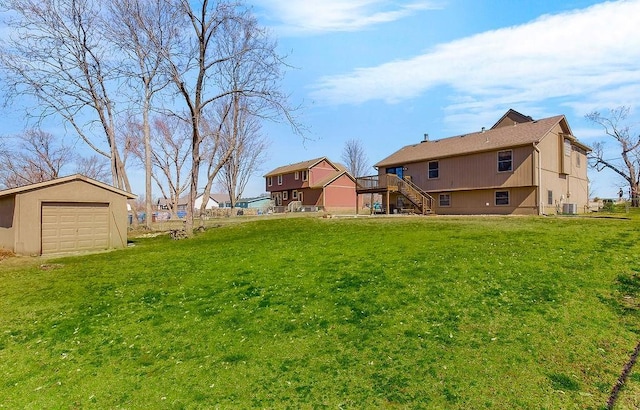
[295,171,299,180]
[495,190,510,206]
[292,190,298,199]
[302,170,308,181]
[267,176,272,187]
[277,175,283,185]
[439,193,450,207]
[498,150,512,172]
[283,190,288,200]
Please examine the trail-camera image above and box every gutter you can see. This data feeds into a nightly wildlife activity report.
[533,143,542,215]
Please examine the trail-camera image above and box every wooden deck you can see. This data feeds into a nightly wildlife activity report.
[355,174,434,215]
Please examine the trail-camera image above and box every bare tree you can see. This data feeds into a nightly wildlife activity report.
[0,0,133,192]
[341,138,370,177]
[128,116,191,218]
[0,129,73,188]
[105,0,179,228]
[217,97,268,209]
[0,129,110,189]
[162,0,301,235]
[586,106,640,206]
[75,154,111,183]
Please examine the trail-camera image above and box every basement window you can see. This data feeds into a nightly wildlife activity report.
[495,190,510,206]
[439,193,451,207]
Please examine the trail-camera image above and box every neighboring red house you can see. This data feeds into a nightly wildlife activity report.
[264,157,359,213]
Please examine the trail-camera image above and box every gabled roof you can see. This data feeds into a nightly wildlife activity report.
[157,196,188,206]
[311,170,356,189]
[491,108,534,129]
[0,174,136,199]
[197,193,230,204]
[375,114,590,168]
[237,196,271,203]
[264,157,337,177]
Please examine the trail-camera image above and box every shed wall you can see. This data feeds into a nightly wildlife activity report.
[0,195,15,250]
[12,180,129,255]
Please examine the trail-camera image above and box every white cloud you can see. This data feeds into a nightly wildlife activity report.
[309,0,640,118]
[254,0,441,34]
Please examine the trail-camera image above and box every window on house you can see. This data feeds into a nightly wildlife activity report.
[277,175,283,185]
[295,171,299,180]
[498,150,513,172]
[547,190,553,205]
[439,193,451,207]
[292,190,298,199]
[495,190,510,206]
[267,176,272,186]
[283,190,288,200]
[302,170,308,181]
[428,161,439,179]
[298,191,303,202]
[576,151,581,167]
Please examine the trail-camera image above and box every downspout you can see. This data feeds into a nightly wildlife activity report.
[533,143,542,215]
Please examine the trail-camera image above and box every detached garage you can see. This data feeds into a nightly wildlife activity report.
[0,174,136,256]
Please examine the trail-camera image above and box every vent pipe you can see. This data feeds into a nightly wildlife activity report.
[423,133,429,141]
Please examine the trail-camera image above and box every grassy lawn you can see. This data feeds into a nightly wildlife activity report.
[1,215,639,408]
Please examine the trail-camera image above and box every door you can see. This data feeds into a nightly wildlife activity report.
[386,166,404,179]
[41,202,110,254]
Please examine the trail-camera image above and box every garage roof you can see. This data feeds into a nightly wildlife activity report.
[0,174,137,199]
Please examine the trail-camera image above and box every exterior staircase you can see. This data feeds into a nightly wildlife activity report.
[389,174,434,214]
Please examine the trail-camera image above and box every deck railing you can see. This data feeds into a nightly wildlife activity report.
[356,173,435,214]
[356,174,384,190]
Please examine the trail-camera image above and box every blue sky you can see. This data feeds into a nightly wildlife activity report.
[1,0,638,200]
[241,0,640,199]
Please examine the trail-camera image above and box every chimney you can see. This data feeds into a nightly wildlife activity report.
[481,127,485,133]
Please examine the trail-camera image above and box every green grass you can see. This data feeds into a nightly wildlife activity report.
[1,215,640,408]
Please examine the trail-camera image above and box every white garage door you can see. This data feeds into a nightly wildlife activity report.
[41,202,110,255]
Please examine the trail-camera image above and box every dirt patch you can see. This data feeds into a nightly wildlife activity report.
[40,263,65,270]
[0,248,15,261]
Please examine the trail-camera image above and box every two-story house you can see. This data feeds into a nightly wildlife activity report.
[357,110,591,215]
[264,157,358,213]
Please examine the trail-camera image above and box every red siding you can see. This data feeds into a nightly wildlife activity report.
[323,174,357,208]
[309,160,337,186]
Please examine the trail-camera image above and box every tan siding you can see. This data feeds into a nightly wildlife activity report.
[536,124,590,214]
[0,196,15,250]
[432,187,537,215]
[10,179,130,255]
[399,145,535,192]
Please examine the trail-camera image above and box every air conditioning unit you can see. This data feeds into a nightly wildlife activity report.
[562,203,577,215]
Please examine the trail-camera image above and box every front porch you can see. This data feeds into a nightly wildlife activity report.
[355,174,435,215]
